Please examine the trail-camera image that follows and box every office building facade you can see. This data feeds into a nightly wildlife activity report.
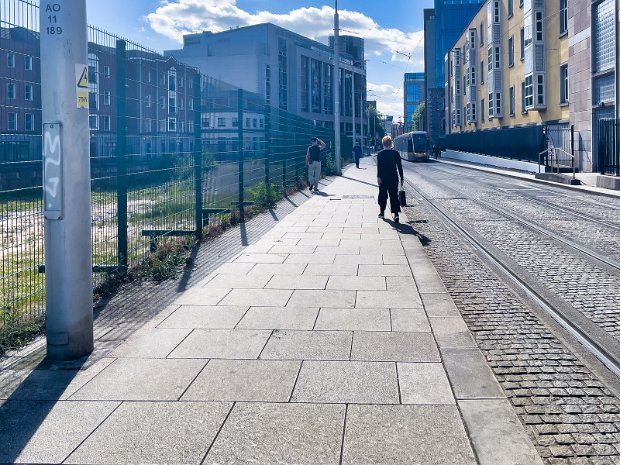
[404,72,425,132]
[166,24,367,138]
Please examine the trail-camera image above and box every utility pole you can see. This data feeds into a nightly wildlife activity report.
[333,0,341,174]
[41,0,93,360]
[352,73,356,148]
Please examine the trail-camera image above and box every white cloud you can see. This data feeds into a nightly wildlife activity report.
[145,0,424,67]
[368,82,403,120]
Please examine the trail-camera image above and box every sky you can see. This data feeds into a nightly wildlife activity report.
[86,0,435,119]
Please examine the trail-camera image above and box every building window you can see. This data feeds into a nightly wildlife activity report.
[487,47,493,71]
[232,117,238,128]
[144,119,152,132]
[520,28,525,60]
[159,120,166,133]
[480,61,485,84]
[89,115,98,130]
[145,95,151,108]
[265,65,271,105]
[179,99,184,110]
[535,12,544,41]
[301,56,309,112]
[509,86,515,116]
[481,98,485,122]
[560,64,569,104]
[245,117,251,128]
[593,0,615,73]
[521,81,526,113]
[102,65,110,78]
[508,0,513,17]
[536,75,545,105]
[480,23,484,46]
[25,84,33,101]
[524,75,533,108]
[488,92,494,117]
[495,92,502,115]
[102,115,111,131]
[559,0,568,35]
[103,91,111,106]
[278,37,288,110]
[493,0,500,22]
[188,98,194,110]
[7,53,15,68]
[24,55,33,70]
[471,102,477,122]
[169,97,176,114]
[471,66,476,86]
[469,29,476,48]
[217,117,226,128]
[455,79,460,95]
[7,83,16,100]
[25,113,34,131]
[494,46,501,69]
[8,112,17,131]
[147,71,152,83]
[520,0,523,6]
[168,68,177,92]
[168,117,176,132]
[508,36,514,67]
[159,96,165,109]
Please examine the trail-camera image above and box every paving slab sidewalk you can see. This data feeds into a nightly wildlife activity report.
[0,157,543,464]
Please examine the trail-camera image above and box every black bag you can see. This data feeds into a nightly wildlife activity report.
[398,189,406,207]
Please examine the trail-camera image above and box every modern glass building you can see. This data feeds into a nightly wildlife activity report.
[404,72,424,132]
[433,0,485,89]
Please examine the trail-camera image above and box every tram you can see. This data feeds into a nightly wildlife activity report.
[393,131,430,162]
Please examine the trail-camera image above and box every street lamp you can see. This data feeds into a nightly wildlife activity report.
[333,0,341,174]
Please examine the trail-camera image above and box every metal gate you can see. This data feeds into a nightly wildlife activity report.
[598,118,620,176]
[542,123,575,173]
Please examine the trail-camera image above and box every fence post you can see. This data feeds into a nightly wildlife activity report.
[282,112,287,189]
[571,124,576,180]
[116,39,128,271]
[264,104,270,187]
[193,74,203,237]
[238,89,245,223]
[40,0,93,360]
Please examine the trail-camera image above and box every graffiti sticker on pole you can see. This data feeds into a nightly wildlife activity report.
[76,64,88,109]
[43,123,63,220]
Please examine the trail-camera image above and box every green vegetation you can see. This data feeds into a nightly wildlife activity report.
[412,101,426,132]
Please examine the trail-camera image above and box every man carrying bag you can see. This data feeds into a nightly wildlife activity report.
[376,135,404,223]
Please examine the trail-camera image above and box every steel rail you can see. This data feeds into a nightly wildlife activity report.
[403,172,620,378]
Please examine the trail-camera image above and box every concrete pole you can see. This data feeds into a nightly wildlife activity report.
[41,0,93,360]
[360,88,364,150]
[352,73,356,148]
[333,0,341,174]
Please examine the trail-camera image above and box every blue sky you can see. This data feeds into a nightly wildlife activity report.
[86,0,434,118]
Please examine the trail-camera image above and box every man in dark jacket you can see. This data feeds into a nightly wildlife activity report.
[376,135,404,223]
[353,141,363,168]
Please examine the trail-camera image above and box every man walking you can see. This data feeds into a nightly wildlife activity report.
[376,135,404,223]
[353,141,363,168]
[306,136,326,192]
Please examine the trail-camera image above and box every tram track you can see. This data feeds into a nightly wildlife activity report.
[402,166,620,378]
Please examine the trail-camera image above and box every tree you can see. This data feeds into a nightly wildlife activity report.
[367,106,386,144]
[411,101,426,132]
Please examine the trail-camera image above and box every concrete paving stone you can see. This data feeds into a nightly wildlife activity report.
[315,245,361,255]
[315,308,391,331]
[158,305,249,329]
[351,332,441,362]
[234,253,288,264]
[339,239,377,249]
[383,255,409,265]
[260,330,352,360]
[326,276,386,291]
[203,273,273,289]
[249,263,307,276]
[342,405,477,465]
[322,233,361,241]
[110,328,192,358]
[460,399,545,465]
[284,253,336,264]
[269,245,317,254]
[356,290,423,309]
[269,237,301,246]
[208,262,256,275]
[398,363,456,405]
[1,358,116,401]
[361,246,405,256]
[70,358,206,401]
[358,264,411,277]
[67,401,232,465]
[265,274,328,290]
[219,288,293,307]
[304,255,358,276]
[241,243,274,254]
[422,293,461,317]
[173,286,230,305]
[168,329,272,359]
[182,359,301,402]
[442,348,505,400]
[283,232,324,239]
[291,361,399,404]
[0,400,120,464]
[430,317,478,348]
[333,254,384,266]
[307,226,342,233]
[390,309,431,332]
[409,262,448,293]
[237,306,320,330]
[204,403,345,465]
[386,276,418,292]
[298,238,341,247]
[288,289,356,308]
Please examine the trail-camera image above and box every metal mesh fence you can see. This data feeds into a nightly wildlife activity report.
[1,0,342,331]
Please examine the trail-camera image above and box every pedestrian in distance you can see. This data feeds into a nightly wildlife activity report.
[306,136,326,192]
[376,135,404,223]
[433,143,441,159]
[353,141,363,168]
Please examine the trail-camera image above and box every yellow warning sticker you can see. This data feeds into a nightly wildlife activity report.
[75,64,88,109]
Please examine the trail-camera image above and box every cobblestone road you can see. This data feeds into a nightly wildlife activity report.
[401,162,620,464]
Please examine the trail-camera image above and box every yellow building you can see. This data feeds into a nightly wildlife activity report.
[445,0,569,135]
